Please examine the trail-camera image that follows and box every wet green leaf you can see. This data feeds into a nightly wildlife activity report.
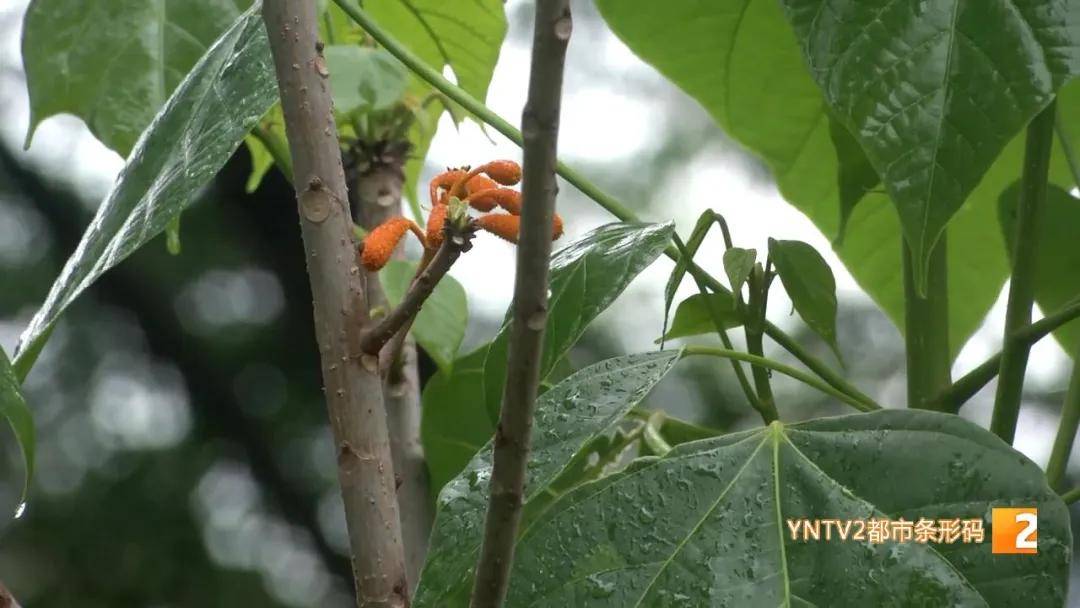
[508,410,1071,607]
[779,0,1080,287]
[380,259,467,373]
[325,45,408,115]
[0,347,33,510]
[22,0,252,155]
[415,351,682,607]
[999,183,1080,357]
[482,222,675,417]
[660,293,742,342]
[768,238,840,356]
[14,4,277,377]
[722,247,755,293]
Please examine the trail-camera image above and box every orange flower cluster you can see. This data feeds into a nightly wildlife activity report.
[359,160,564,271]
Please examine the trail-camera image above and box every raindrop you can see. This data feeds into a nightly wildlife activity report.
[13,502,26,519]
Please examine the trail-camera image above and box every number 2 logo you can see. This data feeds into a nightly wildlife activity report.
[992,508,1038,554]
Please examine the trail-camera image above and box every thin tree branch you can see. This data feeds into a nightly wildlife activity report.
[360,222,474,356]
[261,2,408,606]
[991,101,1056,443]
[470,3,572,606]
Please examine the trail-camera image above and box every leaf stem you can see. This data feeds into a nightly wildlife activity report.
[1060,485,1080,505]
[934,296,1080,411]
[470,2,572,606]
[331,0,877,411]
[990,101,1056,443]
[262,1,408,604]
[1045,348,1080,490]
[902,237,950,409]
[745,266,779,423]
[681,346,879,413]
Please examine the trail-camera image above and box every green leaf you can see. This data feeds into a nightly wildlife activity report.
[22,0,252,155]
[420,346,493,496]
[829,117,879,246]
[0,347,34,510]
[660,293,742,342]
[165,214,182,256]
[325,45,408,115]
[379,259,467,373]
[507,410,1072,607]
[778,0,1080,287]
[594,0,1016,362]
[415,351,682,608]
[768,238,840,356]
[999,183,1080,357]
[14,4,277,377]
[722,247,756,293]
[482,222,675,418]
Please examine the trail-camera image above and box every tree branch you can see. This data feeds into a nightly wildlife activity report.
[346,140,434,588]
[990,101,1056,443]
[470,3,572,606]
[360,222,474,357]
[261,2,408,606]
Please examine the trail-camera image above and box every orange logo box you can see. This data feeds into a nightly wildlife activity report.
[991,507,1038,554]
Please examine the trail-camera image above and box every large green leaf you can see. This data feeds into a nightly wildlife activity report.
[779,0,1080,287]
[0,347,33,510]
[14,4,277,377]
[420,346,493,496]
[22,0,252,155]
[593,0,1011,361]
[482,222,675,417]
[380,259,467,373]
[415,351,682,608]
[507,410,1071,607]
[1000,183,1080,358]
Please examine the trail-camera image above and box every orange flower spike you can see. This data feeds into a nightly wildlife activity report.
[464,187,519,213]
[425,203,448,250]
[360,218,426,271]
[466,174,499,195]
[475,214,521,244]
[481,160,522,186]
[429,169,468,206]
